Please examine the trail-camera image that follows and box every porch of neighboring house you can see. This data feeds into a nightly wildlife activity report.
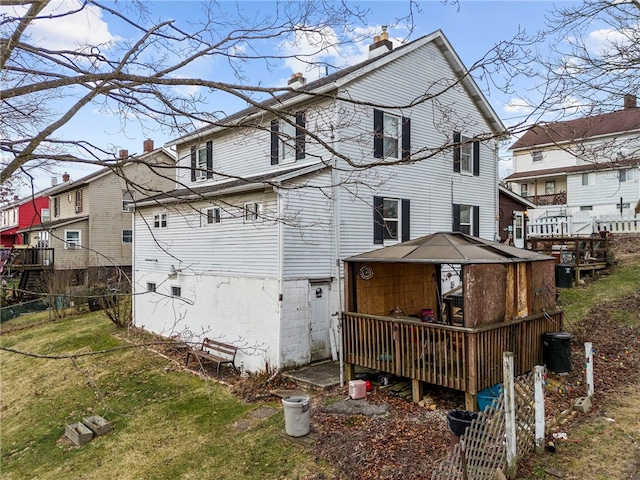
[341,232,562,411]
[1,247,54,299]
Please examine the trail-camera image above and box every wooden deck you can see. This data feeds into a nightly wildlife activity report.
[343,309,563,408]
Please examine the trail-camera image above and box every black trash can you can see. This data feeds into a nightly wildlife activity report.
[555,264,573,288]
[543,332,574,373]
[446,410,478,449]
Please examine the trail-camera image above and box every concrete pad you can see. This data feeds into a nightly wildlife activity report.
[282,361,341,389]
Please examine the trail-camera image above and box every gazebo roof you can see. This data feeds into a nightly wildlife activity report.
[345,232,552,264]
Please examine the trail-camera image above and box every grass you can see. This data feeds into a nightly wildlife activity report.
[557,256,640,330]
[0,312,334,480]
[521,253,640,479]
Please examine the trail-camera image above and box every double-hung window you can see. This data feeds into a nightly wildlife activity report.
[122,191,134,211]
[520,184,529,197]
[453,132,480,176]
[545,181,556,194]
[154,213,167,228]
[147,282,156,293]
[204,207,221,225]
[53,197,60,217]
[65,230,81,249]
[582,173,595,186]
[619,168,633,182]
[171,286,181,297]
[244,202,262,222]
[190,141,213,181]
[270,112,305,165]
[75,190,83,213]
[453,204,479,237]
[122,229,133,244]
[373,196,410,244]
[532,150,543,162]
[373,109,410,160]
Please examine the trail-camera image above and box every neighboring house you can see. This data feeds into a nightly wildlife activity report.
[16,140,174,288]
[498,185,536,248]
[504,95,640,228]
[0,187,54,248]
[132,30,506,372]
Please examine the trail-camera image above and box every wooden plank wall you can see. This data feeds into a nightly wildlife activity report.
[352,262,438,318]
[464,264,507,327]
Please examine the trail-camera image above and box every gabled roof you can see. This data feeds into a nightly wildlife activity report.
[170,30,505,146]
[17,215,89,233]
[498,185,536,209]
[135,161,328,207]
[510,107,640,151]
[46,148,174,197]
[504,157,640,182]
[345,232,551,264]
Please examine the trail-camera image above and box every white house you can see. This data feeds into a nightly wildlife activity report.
[132,30,505,372]
[505,95,640,232]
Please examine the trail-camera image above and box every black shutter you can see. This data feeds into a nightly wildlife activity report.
[373,109,383,158]
[401,117,411,161]
[452,203,461,231]
[206,141,213,179]
[296,112,306,160]
[473,141,480,176]
[473,206,480,237]
[190,146,196,182]
[453,132,461,172]
[401,199,410,242]
[270,120,279,165]
[373,196,384,244]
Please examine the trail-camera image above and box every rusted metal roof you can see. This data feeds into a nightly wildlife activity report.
[345,232,552,264]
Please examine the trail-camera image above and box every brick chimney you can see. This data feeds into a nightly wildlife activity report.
[287,72,306,89]
[368,26,393,59]
[143,138,154,153]
[119,149,129,160]
[624,94,637,109]
[62,172,70,182]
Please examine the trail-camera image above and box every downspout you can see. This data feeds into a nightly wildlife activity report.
[131,207,137,329]
[494,140,500,241]
[275,186,284,370]
[332,114,345,387]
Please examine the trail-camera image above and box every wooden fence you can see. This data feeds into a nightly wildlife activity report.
[342,310,563,396]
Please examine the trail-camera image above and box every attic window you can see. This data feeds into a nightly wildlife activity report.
[532,150,543,162]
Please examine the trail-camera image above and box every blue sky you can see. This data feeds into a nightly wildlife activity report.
[11,0,589,193]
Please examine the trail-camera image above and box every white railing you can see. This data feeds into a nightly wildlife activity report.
[595,217,640,234]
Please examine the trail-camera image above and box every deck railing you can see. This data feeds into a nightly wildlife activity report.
[3,248,54,269]
[343,310,563,395]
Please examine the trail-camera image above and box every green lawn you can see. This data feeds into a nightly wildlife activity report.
[0,313,333,480]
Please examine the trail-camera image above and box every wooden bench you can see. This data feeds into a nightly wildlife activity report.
[185,338,239,377]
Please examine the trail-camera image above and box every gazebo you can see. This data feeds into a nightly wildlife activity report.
[342,232,562,409]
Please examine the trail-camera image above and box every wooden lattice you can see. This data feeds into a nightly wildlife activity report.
[431,371,538,480]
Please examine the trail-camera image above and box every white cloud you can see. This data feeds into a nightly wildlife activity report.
[503,98,532,115]
[277,24,406,84]
[28,0,117,52]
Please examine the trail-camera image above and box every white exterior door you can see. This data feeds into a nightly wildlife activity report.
[513,211,525,248]
[309,283,331,362]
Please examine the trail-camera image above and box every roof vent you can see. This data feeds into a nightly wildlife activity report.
[368,26,393,59]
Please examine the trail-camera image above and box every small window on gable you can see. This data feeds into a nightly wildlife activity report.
[122,190,134,211]
[204,207,221,225]
[154,213,167,228]
[244,202,262,222]
[147,282,156,292]
[171,286,181,297]
[532,150,543,162]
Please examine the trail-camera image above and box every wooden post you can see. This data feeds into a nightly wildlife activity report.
[344,362,355,383]
[503,352,517,479]
[585,342,594,399]
[412,378,423,403]
[534,365,545,455]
